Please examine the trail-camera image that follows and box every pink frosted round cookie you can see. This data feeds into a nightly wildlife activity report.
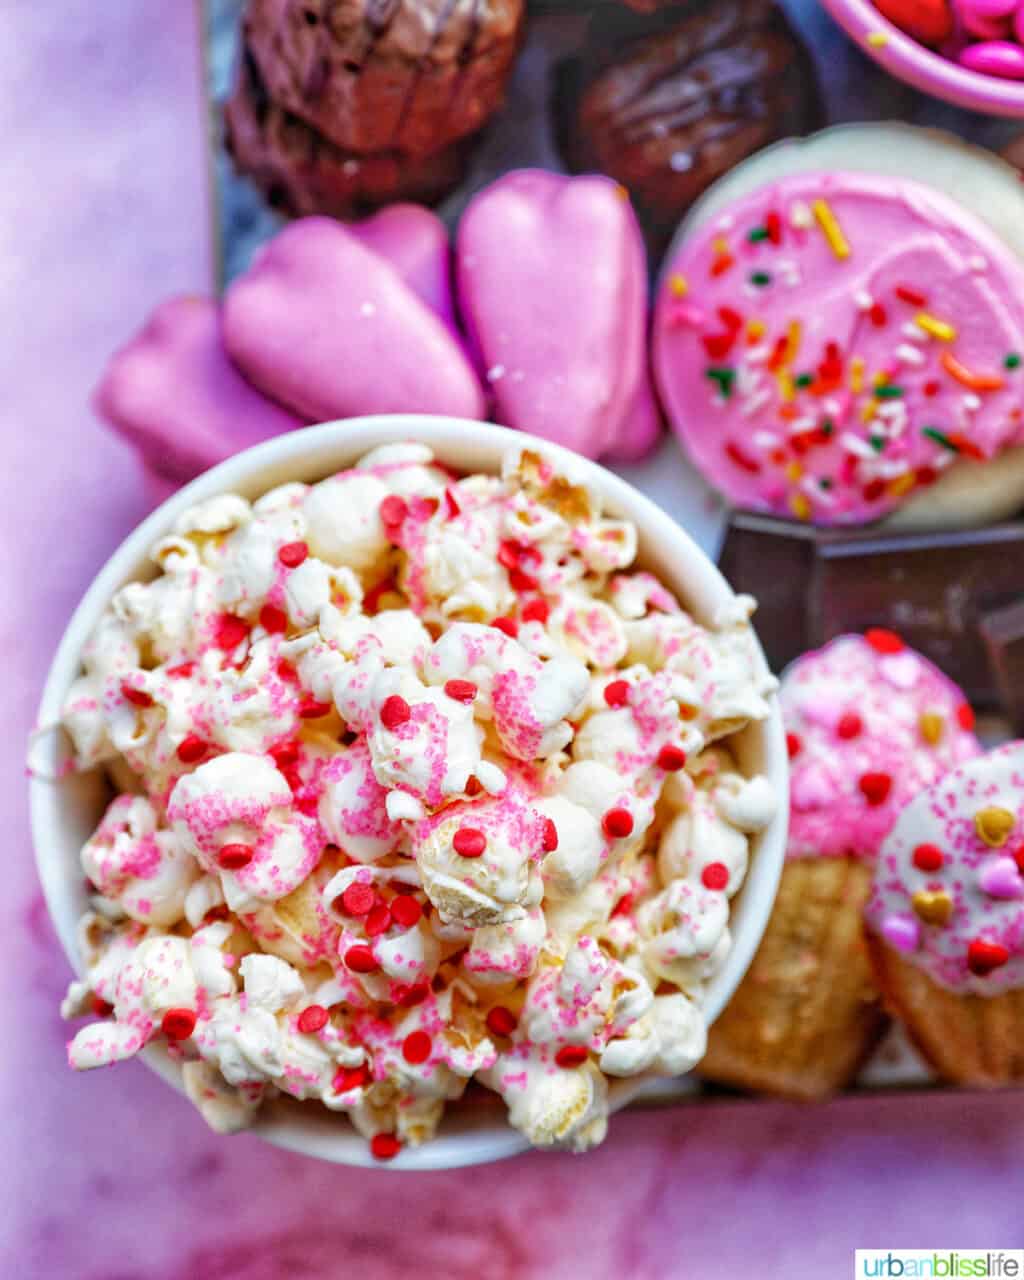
[782,630,981,861]
[867,742,1024,995]
[654,171,1024,524]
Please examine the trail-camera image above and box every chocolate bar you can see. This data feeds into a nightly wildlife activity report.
[718,512,1024,706]
[980,600,1024,734]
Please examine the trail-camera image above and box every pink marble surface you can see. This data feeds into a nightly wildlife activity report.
[4,3,1024,1276]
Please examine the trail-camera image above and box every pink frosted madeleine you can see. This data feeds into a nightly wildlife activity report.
[456,170,661,461]
[702,631,982,1099]
[866,742,1024,1084]
[223,217,485,423]
[95,295,305,483]
[654,170,1024,525]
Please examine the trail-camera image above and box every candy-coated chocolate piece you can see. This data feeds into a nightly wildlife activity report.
[963,0,1018,17]
[94,296,305,483]
[457,170,659,461]
[960,6,1013,38]
[873,0,953,45]
[224,217,485,423]
[959,38,1024,77]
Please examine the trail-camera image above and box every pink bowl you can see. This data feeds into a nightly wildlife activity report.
[821,0,1024,115]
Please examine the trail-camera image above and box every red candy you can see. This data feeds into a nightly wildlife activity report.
[297,1005,329,1034]
[176,734,209,764]
[967,938,1010,975]
[259,603,288,634]
[380,695,411,729]
[602,808,634,839]
[339,882,376,916]
[865,628,904,654]
[217,843,254,870]
[278,540,309,568]
[541,818,559,852]
[486,1006,519,1037]
[603,679,631,707]
[873,0,953,47]
[402,1030,432,1065]
[344,945,379,973]
[333,1063,369,1093]
[859,772,893,805]
[656,744,687,772]
[390,895,423,929]
[555,1045,589,1068]
[837,712,863,740]
[121,682,153,708]
[701,862,730,891]
[370,1133,402,1161]
[912,843,945,872]
[214,612,250,651]
[364,903,393,937]
[453,827,487,858]
[444,679,477,704]
[786,732,802,759]
[521,598,550,625]
[161,1008,197,1041]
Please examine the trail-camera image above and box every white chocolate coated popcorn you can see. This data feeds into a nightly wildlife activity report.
[56,443,777,1159]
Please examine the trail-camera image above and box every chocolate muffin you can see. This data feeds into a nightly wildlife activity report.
[244,0,525,159]
[558,0,823,239]
[226,48,469,218]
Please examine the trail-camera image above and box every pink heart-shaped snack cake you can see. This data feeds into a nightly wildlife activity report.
[95,296,306,484]
[866,742,1024,1085]
[457,170,661,461]
[347,204,460,337]
[654,171,1024,525]
[224,216,485,424]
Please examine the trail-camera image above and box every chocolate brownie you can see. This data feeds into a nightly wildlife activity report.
[244,0,524,158]
[226,48,468,218]
[558,0,823,238]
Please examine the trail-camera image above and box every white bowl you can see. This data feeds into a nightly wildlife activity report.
[30,415,788,1170]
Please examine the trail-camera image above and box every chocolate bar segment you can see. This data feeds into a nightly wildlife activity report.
[980,600,1024,734]
[719,512,1024,706]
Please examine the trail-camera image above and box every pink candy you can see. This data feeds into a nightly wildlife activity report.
[959,37,1024,76]
[874,0,1024,78]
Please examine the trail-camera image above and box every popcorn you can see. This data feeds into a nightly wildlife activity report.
[57,443,777,1158]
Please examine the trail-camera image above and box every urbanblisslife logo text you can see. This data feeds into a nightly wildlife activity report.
[856,1252,1024,1278]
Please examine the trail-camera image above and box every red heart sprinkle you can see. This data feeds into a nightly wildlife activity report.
[967,939,1009,976]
